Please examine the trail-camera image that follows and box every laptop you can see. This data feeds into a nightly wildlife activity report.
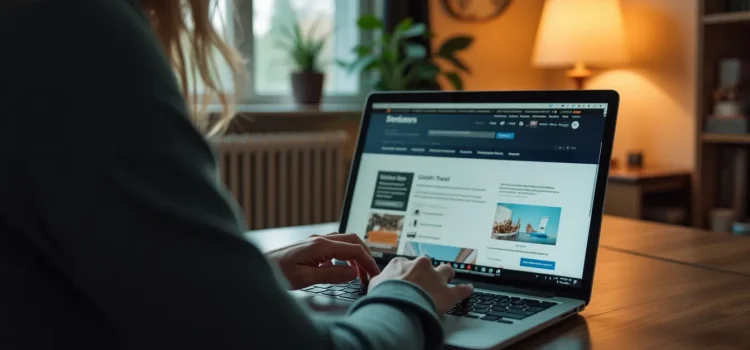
[299,90,619,349]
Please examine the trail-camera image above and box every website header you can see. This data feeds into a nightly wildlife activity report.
[363,109,606,165]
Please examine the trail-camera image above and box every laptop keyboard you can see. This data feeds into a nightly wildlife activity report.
[301,280,367,301]
[449,291,558,323]
[303,282,558,323]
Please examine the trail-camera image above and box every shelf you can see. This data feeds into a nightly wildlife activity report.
[704,11,750,24]
[702,133,750,144]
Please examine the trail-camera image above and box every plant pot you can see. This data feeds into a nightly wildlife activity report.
[291,72,324,106]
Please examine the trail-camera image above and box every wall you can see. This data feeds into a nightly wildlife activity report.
[543,0,697,169]
[430,0,697,169]
[429,0,545,90]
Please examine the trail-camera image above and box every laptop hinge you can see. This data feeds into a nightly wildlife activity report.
[453,278,557,299]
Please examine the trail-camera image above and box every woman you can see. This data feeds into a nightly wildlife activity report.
[0,0,473,349]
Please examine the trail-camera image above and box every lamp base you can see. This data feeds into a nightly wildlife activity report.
[566,61,592,90]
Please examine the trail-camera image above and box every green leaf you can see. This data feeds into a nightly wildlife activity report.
[363,58,380,71]
[402,60,435,87]
[413,63,440,79]
[353,44,372,57]
[347,54,378,74]
[437,36,474,57]
[401,23,427,39]
[293,22,304,45]
[311,38,326,54]
[276,21,298,42]
[394,17,415,34]
[308,19,321,40]
[381,33,392,46]
[358,15,384,30]
[442,55,471,74]
[382,49,398,64]
[397,58,418,83]
[373,79,389,91]
[443,72,463,90]
[274,17,331,72]
[404,44,427,59]
[377,63,402,90]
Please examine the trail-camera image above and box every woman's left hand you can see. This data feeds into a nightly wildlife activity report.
[266,233,381,290]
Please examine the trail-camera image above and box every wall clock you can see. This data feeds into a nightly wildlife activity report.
[440,0,513,22]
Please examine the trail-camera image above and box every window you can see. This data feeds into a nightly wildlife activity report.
[252,0,360,96]
[213,0,235,95]
[210,0,374,104]
[187,0,234,96]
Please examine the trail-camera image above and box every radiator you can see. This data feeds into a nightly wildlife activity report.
[212,131,349,230]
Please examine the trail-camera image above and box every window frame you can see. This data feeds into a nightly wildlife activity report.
[231,0,379,105]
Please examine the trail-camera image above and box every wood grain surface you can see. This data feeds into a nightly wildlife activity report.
[601,216,750,277]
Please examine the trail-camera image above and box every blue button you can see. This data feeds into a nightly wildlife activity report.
[495,132,515,140]
[520,258,556,270]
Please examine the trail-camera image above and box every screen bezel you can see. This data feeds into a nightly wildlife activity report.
[338,90,619,304]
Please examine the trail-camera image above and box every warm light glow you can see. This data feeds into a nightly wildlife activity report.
[533,0,629,67]
[587,69,694,168]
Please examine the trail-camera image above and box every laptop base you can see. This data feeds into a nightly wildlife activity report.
[295,284,583,349]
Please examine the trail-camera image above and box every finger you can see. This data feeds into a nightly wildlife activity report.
[324,233,375,259]
[435,263,456,283]
[356,261,369,285]
[347,260,370,285]
[319,240,380,280]
[323,232,344,238]
[449,284,474,302]
[414,255,432,265]
[391,256,409,265]
[326,234,377,279]
[308,265,358,285]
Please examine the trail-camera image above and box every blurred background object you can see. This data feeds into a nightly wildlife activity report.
[532,0,630,89]
[699,0,750,232]
[439,0,513,22]
[337,15,474,91]
[274,18,329,106]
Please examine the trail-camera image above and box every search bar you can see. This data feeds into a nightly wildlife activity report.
[427,130,515,140]
[427,130,496,139]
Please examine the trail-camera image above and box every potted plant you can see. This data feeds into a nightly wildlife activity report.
[339,15,474,91]
[277,20,327,106]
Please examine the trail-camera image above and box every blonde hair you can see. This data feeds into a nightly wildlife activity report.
[140,0,245,136]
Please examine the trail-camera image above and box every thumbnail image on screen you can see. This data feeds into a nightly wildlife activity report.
[403,241,478,265]
[491,203,561,246]
[364,212,404,254]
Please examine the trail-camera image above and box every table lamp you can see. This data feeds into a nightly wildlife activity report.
[533,0,629,90]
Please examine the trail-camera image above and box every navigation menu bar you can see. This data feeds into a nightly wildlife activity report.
[374,145,599,164]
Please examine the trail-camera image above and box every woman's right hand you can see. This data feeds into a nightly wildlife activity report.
[368,256,474,314]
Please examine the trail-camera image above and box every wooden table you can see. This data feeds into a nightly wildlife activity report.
[601,216,750,277]
[245,217,750,349]
[604,168,692,224]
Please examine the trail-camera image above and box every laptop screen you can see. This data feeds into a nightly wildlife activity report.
[344,102,609,288]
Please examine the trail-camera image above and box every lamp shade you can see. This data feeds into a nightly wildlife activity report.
[533,0,629,67]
